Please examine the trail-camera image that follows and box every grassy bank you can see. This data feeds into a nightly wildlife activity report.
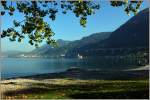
[2,79,149,99]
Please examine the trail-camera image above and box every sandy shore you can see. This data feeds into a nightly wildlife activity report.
[125,65,149,71]
[1,66,149,99]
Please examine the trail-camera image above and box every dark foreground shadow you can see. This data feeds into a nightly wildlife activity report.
[69,89,149,99]
[4,87,50,97]
[3,84,149,99]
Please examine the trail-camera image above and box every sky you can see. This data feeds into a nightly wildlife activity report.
[1,1,149,52]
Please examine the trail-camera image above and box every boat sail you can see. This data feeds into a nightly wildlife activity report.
[78,53,83,59]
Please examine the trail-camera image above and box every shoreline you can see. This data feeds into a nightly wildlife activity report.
[2,66,149,81]
[1,66,149,99]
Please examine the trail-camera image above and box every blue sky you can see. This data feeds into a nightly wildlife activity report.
[1,1,149,52]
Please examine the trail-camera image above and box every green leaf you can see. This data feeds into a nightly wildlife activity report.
[1,11,5,15]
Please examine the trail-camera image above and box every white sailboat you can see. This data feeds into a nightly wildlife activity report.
[78,53,83,59]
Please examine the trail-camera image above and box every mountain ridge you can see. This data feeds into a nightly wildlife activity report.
[76,8,149,55]
[3,8,149,58]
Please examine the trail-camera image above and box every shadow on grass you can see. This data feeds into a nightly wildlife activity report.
[69,89,149,99]
[4,87,50,97]
[3,87,149,99]
[3,80,149,99]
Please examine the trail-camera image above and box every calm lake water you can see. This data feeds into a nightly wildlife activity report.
[1,57,140,79]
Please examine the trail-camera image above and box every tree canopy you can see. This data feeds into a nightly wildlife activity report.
[1,0,143,47]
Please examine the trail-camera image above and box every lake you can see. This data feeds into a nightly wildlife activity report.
[1,57,142,79]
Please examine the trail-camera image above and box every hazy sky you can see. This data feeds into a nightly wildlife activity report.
[1,1,149,52]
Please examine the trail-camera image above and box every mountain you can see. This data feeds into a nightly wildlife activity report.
[13,8,149,58]
[22,39,71,58]
[103,8,149,48]
[65,32,111,57]
[30,39,71,55]
[68,32,111,48]
[57,39,71,47]
[26,32,111,57]
[75,8,149,56]
[1,51,26,57]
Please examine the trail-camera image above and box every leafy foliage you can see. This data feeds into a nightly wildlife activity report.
[110,1,143,15]
[1,1,143,47]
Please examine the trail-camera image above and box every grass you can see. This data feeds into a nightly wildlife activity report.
[3,79,149,99]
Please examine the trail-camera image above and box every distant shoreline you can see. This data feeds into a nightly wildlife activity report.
[2,66,149,81]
